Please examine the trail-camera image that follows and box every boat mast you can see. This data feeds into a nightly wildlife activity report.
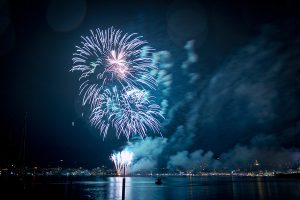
[22,112,27,174]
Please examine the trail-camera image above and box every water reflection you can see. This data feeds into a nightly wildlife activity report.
[256,177,266,200]
[126,177,164,200]
[82,176,300,200]
[2,174,300,199]
[188,176,193,199]
[231,176,238,200]
[87,177,133,200]
[106,177,122,200]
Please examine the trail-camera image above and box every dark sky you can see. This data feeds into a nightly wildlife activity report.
[0,0,300,169]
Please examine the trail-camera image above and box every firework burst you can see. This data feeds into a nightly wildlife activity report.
[113,87,162,139]
[71,27,162,139]
[110,150,133,175]
[90,87,162,139]
[71,27,156,104]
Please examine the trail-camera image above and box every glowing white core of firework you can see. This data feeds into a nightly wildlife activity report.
[121,150,133,166]
[110,150,133,175]
[107,50,129,79]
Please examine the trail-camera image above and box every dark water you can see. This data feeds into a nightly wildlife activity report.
[1,176,300,200]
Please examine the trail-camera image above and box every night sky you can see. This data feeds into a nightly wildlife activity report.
[1,0,300,170]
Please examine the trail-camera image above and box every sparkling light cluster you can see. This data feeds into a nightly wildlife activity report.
[110,150,133,175]
[71,27,162,139]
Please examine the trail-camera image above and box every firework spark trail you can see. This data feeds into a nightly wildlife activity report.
[110,152,122,175]
[71,27,156,95]
[113,87,162,139]
[110,150,133,175]
[71,27,163,139]
[90,87,163,139]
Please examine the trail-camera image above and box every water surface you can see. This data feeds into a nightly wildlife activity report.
[1,176,299,200]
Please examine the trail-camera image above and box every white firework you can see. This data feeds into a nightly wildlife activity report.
[70,27,162,139]
[71,27,156,106]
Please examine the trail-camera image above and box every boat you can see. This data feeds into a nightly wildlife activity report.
[155,177,162,185]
